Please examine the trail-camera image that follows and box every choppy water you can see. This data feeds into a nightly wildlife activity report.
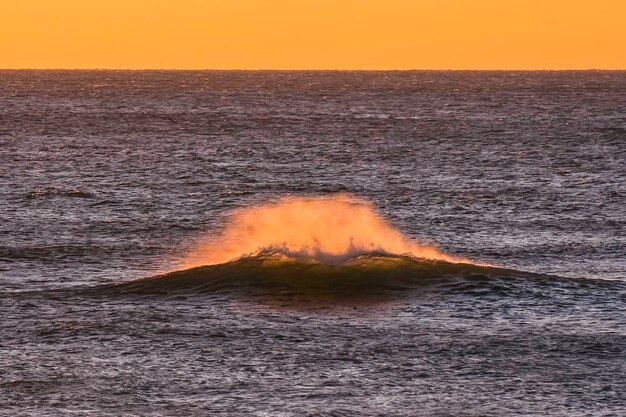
[1,71,625,416]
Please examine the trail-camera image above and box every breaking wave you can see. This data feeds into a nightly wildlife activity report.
[96,194,605,298]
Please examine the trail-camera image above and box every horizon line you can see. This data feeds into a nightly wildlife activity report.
[1,68,625,72]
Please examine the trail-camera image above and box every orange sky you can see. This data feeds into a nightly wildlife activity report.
[1,0,625,70]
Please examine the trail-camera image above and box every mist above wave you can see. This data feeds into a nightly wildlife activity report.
[179,194,471,269]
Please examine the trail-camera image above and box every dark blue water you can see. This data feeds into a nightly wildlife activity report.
[1,71,625,416]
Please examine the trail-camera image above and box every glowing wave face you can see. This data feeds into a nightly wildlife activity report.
[179,194,471,268]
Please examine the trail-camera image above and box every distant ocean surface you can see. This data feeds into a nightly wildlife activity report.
[1,71,625,416]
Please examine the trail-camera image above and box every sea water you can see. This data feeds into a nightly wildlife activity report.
[1,71,624,416]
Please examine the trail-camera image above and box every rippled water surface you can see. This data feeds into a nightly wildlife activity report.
[1,71,625,416]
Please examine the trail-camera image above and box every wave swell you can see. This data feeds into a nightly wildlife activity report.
[108,251,547,296]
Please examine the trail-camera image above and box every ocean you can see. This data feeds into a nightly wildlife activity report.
[1,70,625,416]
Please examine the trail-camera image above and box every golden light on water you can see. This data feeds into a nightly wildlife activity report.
[180,194,471,268]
